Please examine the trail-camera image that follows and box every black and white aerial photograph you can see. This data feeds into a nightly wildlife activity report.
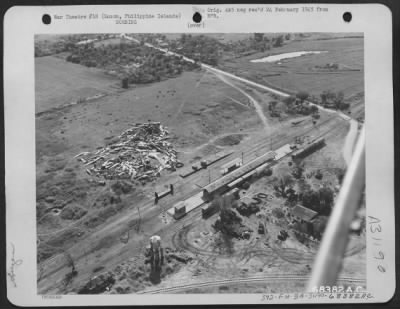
[35,32,366,295]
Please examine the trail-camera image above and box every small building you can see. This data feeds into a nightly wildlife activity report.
[290,205,318,235]
[173,201,186,219]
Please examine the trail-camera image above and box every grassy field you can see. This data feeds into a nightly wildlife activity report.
[35,69,265,261]
[35,56,119,113]
[219,37,364,101]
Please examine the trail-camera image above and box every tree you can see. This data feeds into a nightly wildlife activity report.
[310,105,319,114]
[315,169,323,180]
[254,33,264,42]
[268,100,278,111]
[296,91,310,102]
[300,186,334,215]
[318,186,334,215]
[286,187,297,203]
[273,35,284,47]
[301,189,320,211]
[292,162,304,179]
[263,167,273,177]
[320,90,336,106]
[336,168,346,184]
[274,175,294,197]
[283,95,296,107]
[180,34,187,44]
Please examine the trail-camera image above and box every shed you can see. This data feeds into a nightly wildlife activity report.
[291,205,318,222]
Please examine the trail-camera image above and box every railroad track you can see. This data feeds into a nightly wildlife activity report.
[139,275,366,294]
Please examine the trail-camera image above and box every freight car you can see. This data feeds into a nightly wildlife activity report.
[173,202,186,220]
[220,158,243,175]
[291,138,325,160]
[202,151,276,202]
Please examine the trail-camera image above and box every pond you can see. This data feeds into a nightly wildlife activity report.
[250,51,328,63]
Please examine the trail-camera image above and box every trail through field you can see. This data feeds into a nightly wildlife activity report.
[342,119,358,165]
[125,34,356,123]
[211,71,271,133]
[181,130,257,154]
[174,70,209,119]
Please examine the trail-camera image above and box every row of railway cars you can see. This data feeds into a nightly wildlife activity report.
[291,138,325,160]
[171,138,325,220]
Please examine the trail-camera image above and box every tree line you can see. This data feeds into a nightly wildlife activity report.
[64,41,201,86]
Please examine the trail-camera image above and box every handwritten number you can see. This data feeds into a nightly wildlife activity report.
[370,224,381,233]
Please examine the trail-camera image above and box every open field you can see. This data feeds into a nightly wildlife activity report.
[35,56,119,113]
[36,33,365,295]
[36,70,264,258]
[219,37,364,103]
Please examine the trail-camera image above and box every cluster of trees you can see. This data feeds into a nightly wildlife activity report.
[222,34,289,57]
[273,173,335,216]
[127,54,200,84]
[35,40,75,57]
[280,89,350,114]
[65,42,200,85]
[315,63,340,71]
[320,90,350,110]
[299,186,334,216]
[282,91,319,116]
[34,34,106,57]
[173,34,222,65]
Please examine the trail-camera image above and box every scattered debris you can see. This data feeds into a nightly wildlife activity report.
[213,209,253,239]
[78,272,116,294]
[236,202,260,217]
[75,122,179,182]
[168,252,193,264]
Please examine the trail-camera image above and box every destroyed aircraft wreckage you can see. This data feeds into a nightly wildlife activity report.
[74,122,179,182]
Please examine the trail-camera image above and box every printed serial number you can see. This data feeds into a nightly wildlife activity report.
[42,295,62,299]
[311,286,364,293]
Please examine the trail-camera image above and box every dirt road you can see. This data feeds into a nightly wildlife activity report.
[212,72,271,133]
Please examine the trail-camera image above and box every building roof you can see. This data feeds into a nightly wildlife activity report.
[203,151,276,194]
[221,158,242,170]
[291,205,318,222]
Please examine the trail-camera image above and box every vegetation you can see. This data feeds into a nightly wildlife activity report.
[175,34,222,65]
[65,42,200,86]
[319,90,350,110]
[223,34,289,57]
[34,34,111,57]
[282,94,319,116]
[299,186,334,216]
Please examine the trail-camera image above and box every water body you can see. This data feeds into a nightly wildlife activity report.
[251,51,328,63]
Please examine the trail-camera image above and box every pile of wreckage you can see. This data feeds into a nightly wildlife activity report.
[75,122,179,182]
